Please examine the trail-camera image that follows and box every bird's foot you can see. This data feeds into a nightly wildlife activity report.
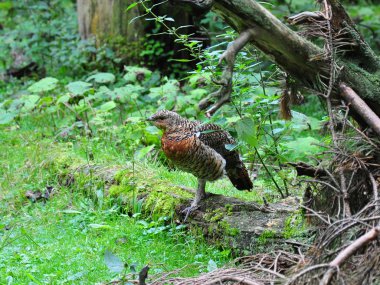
[181,193,209,222]
[182,204,200,222]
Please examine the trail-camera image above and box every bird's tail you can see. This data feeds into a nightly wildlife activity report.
[226,165,253,190]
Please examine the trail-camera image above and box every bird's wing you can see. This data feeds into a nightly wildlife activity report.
[196,123,236,152]
[196,123,253,190]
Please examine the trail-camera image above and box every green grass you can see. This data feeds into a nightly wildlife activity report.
[0,98,309,283]
[0,196,228,284]
[0,125,232,284]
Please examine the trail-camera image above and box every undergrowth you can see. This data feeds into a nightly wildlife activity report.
[0,0,335,284]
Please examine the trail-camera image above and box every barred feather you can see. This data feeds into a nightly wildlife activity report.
[150,110,253,190]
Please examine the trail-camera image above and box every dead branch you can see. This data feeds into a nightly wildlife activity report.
[320,226,380,285]
[368,172,379,211]
[339,83,380,137]
[198,29,255,116]
[285,264,331,285]
[287,162,328,178]
[203,276,263,285]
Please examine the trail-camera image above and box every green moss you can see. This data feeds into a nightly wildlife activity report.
[140,183,191,217]
[109,185,134,197]
[224,204,234,215]
[114,169,132,185]
[204,208,225,222]
[257,229,276,245]
[143,191,177,217]
[282,212,306,239]
[218,220,239,236]
[41,148,84,175]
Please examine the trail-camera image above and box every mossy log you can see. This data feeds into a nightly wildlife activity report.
[51,155,302,254]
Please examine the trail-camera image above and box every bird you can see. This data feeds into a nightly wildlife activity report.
[147,110,253,218]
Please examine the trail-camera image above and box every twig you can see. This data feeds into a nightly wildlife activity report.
[368,172,378,211]
[285,264,330,285]
[320,226,380,285]
[300,205,331,225]
[203,276,263,285]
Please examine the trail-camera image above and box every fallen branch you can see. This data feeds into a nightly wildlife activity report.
[287,162,328,178]
[203,276,263,285]
[320,226,380,285]
[339,83,380,137]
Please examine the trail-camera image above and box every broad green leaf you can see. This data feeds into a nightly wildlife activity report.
[113,85,144,102]
[207,259,218,272]
[104,250,124,273]
[66,81,92,95]
[99,101,117,112]
[20,95,40,112]
[123,66,152,83]
[188,72,212,88]
[283,137,321,161]
[235,117,257,147]
[0,2,13,10]
[87,72,115,84]
[89,224,112,229]
[0,112,16,125]
[135,145,155,160]
[28,77,58,93]
[225,143,238,151]
[149,80,179,99]
[189,88,208,98]
[290,111,322,131]
[57,94,70,104]
[38,96,54,107]
[94,86,114,100]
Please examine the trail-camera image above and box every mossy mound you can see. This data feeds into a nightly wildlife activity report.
[51,158,303,254]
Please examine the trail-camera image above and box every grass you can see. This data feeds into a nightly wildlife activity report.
[0,124,235,284]
[0,87,316,283]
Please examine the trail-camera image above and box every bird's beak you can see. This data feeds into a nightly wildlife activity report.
[146,116,153,122]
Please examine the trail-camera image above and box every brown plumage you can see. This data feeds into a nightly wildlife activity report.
[148,110,253,216]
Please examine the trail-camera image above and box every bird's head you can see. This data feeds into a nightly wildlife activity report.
[147,110,183,130]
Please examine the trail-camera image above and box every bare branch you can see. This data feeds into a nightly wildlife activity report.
[339,83,380,137]
[199,29,255,116]
[203,276,263,285]
[320,227,380,285]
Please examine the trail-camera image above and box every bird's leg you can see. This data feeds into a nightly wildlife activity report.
[182,178,207,221]
[198,29,256,117]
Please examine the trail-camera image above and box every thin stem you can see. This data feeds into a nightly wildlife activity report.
[254,146,285,198]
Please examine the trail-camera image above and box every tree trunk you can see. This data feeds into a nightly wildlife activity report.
[76,0,206,72]
[76,0,144,43]
[76,0,145,66]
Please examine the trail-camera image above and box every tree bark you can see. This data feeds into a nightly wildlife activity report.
[76,0,144,43]
[172,0,380,121]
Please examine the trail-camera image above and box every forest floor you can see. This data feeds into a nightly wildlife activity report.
[0,121,274,284]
